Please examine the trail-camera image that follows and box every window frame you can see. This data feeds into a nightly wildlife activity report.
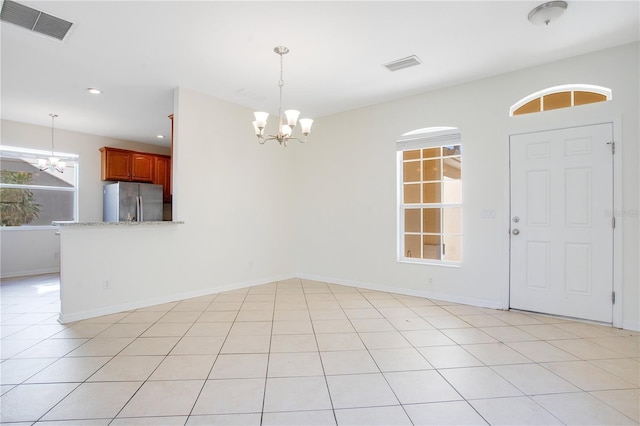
[509,84,612,117]
[0,145,79,228]
[396,128,462,266]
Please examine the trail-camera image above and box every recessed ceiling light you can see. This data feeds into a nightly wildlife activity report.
[156,134,165,139]
[87,88,102,95]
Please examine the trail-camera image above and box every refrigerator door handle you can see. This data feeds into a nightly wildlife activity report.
[139,195,144,221]
[135,195,141,222]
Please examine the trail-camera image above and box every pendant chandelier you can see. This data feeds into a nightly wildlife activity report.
[38,114,66,173]
[252,46,313,147]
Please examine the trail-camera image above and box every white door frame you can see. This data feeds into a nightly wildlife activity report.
[502,116,623,328]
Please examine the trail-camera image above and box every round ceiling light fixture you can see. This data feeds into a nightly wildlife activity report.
[528,1,568,26]
[87,87,102,95]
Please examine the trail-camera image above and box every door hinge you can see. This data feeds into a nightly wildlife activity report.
[612,291,616,304]
[612,217,616,229]
[607,141,615,154]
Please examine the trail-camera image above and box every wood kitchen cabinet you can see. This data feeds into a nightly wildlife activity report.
[101,147,154,182]
[100,148,131,181]
[153,155,172,202]
[131,152,154,182]
[100,148,170,199]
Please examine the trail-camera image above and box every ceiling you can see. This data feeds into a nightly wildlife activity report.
[1,1,638,147]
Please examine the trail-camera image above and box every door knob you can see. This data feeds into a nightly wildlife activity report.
[512,229,520,235]
[512,216,520,223]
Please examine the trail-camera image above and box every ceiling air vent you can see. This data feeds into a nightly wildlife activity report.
[1,0,73,41]
[383,55,422,72]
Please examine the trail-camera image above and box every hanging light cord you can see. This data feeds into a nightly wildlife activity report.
[277,52,285,133]
[50,114,58,153]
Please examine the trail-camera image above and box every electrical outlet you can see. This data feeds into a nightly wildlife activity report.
[428,277,433,285]
[103,280,110,290]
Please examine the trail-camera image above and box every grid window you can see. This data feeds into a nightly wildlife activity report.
[397,129,462,264]
[1,146,78,226]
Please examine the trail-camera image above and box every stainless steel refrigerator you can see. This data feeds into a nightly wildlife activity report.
[103,182,163,222]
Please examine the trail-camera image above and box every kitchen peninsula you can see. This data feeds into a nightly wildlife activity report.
[55,220,187,324]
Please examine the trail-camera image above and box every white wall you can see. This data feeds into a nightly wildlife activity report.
[1,120,170,278]
[294,42,639,329]
[1,229,60,277]
[58,88,297,321]
[171,87,296,286]
[25,43,640,330]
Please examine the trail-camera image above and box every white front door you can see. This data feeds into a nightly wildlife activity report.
[509,123,614,323]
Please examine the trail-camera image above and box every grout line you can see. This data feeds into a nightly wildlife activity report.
[258,281,278,426]
[304,279,339,426]
[356,289,421,424]
[2,275,639,425]
[184,288,247,422]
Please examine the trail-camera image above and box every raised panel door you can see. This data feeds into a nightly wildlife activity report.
[509,123,613,323]
[131,153,154,182]
[101,148,131,181]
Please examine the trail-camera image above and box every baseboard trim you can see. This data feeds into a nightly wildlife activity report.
[55,271,639,332]
[298,273,505,311]
[58,273,294,324]
[1,267,59,279]
[622,320,640,332]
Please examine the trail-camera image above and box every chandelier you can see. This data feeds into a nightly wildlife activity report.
[38,114,66,173]
[252,46,313,147]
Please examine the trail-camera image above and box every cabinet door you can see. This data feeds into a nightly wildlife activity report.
[131,153,154,182]
[101,149,131,181]
[153,156,172,202]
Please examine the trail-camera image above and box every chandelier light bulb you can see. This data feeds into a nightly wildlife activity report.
[252,121,262,137]
[299,118,313,136]
[284,109,300,127]
[253,111,269,128]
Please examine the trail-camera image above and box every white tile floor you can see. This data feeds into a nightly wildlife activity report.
[1,274,639,425]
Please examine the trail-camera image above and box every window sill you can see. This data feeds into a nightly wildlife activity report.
[397,258,462,268]
[53,221,184,227]
[0,225,60,231]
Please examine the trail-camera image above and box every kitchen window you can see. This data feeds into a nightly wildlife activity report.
[0,146,78,227]
[397,128,462,264]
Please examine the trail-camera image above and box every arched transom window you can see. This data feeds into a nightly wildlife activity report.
[510,84,612,117]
